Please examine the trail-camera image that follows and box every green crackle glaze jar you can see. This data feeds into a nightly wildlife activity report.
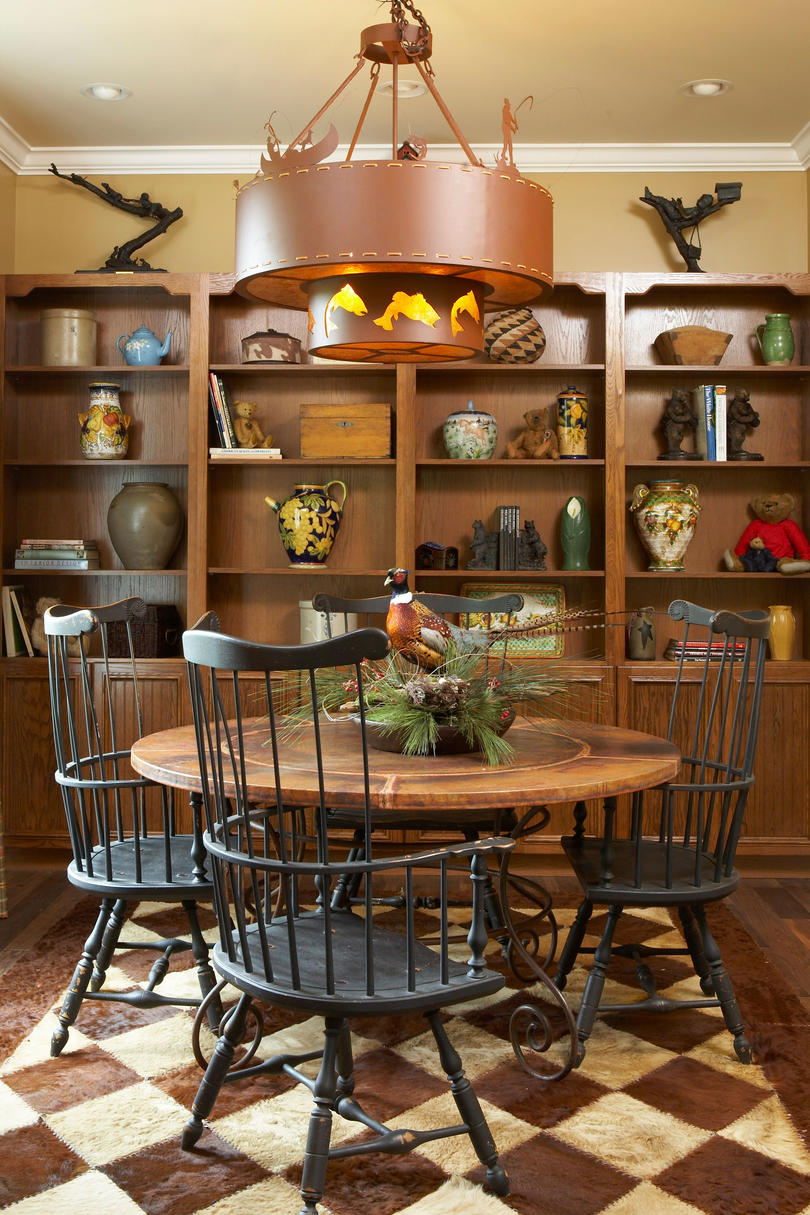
[755,313,794,366]
[630,480,700,571]
[265,481,348,567]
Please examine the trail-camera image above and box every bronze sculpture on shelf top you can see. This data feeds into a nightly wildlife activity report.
[49,164,183,272]
[726,389,763,461]
[659,388,700,460]
[639,182,742,272]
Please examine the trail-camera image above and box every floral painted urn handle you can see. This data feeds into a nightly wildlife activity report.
[324,479,348,513]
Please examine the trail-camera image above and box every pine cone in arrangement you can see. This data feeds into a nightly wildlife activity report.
[484,307,546,364]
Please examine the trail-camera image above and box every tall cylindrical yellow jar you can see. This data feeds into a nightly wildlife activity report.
[767,605,796,661]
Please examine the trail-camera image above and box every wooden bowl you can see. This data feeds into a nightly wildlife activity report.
[654,325,733,366]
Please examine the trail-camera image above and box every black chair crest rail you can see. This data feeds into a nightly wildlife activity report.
[181,624,513,1214]
[43,597,219,1057]
[311,590,557,978]
[554,599,770,1066]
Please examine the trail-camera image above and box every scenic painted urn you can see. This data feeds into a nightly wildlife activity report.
[630,480,700,571]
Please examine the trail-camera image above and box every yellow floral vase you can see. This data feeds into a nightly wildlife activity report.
[630,480,700,571]
[556,385,588,459]
[78,382,130,459]
[265,481,348,567]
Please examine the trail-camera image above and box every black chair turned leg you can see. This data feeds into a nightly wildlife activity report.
[554,897,594,991]
[677,905,715,996]
[426,1009,509,1197]
[692,904,752,1063]
[182,992,254,1149]
[298,1018,342,1215]
[51,897,116,1057]
[89,897,127,991]
[181,899,223,1030]
[574,902,623,1066]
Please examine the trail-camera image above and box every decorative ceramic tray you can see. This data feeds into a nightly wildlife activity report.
[459,582,566,657]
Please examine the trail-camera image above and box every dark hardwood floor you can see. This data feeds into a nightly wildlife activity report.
[2,847,809,1021]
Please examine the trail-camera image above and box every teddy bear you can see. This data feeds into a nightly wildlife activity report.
[723,492,810,574]
[233,401,274,449]
[505,406,560,460]
[29,596,85,657]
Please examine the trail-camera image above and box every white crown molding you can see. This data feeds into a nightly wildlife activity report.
[1,126,807,175]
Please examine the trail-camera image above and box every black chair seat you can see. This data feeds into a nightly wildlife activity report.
[215,911,505,1017]
[67,835,213,898]
[560,836,739,906]
[554,600,769,1068]
[44,598,220,1057]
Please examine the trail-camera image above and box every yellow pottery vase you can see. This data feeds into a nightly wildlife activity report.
[630,480,700,571]
[767,604,796,661]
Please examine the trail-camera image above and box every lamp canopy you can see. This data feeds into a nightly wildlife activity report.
[234,1,553,363]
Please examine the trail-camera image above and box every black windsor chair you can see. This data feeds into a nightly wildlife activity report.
[554,599,770,1066]
[44,597,219,1057]
[311,589,557,974]
[180,623,513,1214]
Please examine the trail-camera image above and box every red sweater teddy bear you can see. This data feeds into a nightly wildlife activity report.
[724,493,810,574]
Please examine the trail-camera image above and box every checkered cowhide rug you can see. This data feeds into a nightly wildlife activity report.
[1,895,809,1215]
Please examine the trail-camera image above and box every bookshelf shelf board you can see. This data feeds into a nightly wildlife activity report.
[5,365,189,375]
[414,568,606,580]
[208,567,386,576]
[626,364,810,375]
[2,567,187,577]
[626,460,810,470]
[626,570,810,580]
[209,364,396,377]
[208,457,396,467]
[5,459,187,468]
[415,363,606,374]
[417,458,606,468]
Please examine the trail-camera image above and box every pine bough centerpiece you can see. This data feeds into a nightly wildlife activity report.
[313,646,578,766]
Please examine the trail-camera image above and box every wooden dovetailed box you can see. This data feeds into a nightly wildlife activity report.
[299,403,392,458]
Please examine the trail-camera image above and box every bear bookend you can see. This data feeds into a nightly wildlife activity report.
[723,492,810,574]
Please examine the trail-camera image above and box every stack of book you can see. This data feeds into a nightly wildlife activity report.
[14,539,100,570]
[497,505,519,570]
[665,637,748,663]
[2,584,35,656]
[691,384,727,461]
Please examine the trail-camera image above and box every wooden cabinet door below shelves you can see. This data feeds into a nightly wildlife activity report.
[1,664,64,844]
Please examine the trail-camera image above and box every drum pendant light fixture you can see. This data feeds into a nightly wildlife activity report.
[234,1,553,363]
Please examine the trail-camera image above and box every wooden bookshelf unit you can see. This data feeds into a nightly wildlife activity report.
[1,270,808,866]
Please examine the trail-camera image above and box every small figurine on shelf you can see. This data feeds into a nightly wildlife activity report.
[723,493,810,574]
[467,519,499,569]
[517,520,547,569]
[505,406,559,460]
[726,389,763,461]
[415,541,459,570]
[659,388,700,460]
[233,401,275,449]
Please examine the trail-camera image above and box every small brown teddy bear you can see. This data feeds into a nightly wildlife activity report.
[30,596,85,657]
[723,492,810,574]
[505,406,560,460]
[233,401,275,449]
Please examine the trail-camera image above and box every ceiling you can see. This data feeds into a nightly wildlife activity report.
[3,0,810,174]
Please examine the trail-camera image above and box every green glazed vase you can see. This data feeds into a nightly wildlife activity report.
[755,314,794,366]
[265,481,348,567]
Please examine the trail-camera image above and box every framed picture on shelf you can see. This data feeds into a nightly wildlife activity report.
[459,582,566,657]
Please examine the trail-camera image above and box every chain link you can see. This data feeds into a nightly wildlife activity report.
[390,0,431,58]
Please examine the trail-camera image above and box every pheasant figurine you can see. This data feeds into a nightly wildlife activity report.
[384,567,621,671]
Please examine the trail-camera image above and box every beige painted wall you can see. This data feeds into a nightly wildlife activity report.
[11,168,809,275]
[0,161,15,273]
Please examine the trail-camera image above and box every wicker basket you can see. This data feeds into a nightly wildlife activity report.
[484,308,546,364]
[107,604,183,658]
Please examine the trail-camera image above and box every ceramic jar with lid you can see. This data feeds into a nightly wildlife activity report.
[442,400,497,459]
[556,386,588,459]
[41,308,97,365]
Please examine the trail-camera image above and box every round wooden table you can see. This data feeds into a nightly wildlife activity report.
[131,715,679,1082]
[131,715,679,815]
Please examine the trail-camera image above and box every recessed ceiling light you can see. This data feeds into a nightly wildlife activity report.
[378,78,427,99]
[81,82,132,102]
[680,78,733,98]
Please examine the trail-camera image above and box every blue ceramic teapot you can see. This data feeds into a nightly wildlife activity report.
[117,324,172,366]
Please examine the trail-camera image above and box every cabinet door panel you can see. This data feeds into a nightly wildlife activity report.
[1,665,65,843]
